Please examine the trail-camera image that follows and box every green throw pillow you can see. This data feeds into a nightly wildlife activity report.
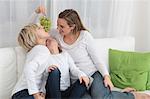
[109,49,150,91]
[147,72,150,90]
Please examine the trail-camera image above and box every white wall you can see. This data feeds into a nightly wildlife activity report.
[130,0,150,51]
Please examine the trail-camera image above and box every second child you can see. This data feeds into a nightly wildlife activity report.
[45,37,90,99]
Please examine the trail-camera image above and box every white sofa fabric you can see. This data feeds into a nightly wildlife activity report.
[0,37,135,99]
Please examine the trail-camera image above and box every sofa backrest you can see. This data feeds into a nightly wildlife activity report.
[14,47,26,79]
[94,37,135,71]
[0,47,17,99]
[0,37,135,99]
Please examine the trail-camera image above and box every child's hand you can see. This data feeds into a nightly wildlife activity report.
[33,92,45,99]
[48,65,58,72]
[121,87,136,92]
[79,76,90,87]
[40,92,45,98]
[35,6,46,15]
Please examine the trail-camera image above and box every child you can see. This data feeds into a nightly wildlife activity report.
[11,24,53,99]
[45,37,90,99]
[11,24,89,99]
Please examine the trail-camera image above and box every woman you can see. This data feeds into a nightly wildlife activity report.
[33,6,136,99]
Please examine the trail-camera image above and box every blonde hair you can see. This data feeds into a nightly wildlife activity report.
[58,9,87,34]
[18,24,39,52]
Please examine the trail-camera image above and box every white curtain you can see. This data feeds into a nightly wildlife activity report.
[48,0,150,51]
[0,0,46,48]
[0,0,150,51]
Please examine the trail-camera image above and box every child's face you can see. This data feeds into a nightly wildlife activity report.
[36,26,50,39]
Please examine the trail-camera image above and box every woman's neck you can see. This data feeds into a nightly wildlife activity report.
[63,31,80,45]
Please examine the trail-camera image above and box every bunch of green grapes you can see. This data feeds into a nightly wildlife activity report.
[39,16,51,32]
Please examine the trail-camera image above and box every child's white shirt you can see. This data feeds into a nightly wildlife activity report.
[50,51,86,91]
[12,45,54,95]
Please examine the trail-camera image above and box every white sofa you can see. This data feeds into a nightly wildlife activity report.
[0,37,135,99]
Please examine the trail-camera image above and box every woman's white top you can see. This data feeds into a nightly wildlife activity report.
[50,29,109,78]
[27,11,150,96]
[28,12,109,77]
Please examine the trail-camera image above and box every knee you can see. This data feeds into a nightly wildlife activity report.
[48,68,60,77]
[92,71,103,80]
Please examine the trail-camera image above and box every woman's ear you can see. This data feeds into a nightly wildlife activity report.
[70,24,75,30]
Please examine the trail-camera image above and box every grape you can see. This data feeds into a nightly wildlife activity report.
[39,16,51,32]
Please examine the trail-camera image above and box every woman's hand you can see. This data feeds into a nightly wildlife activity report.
[48,65,58,72]
[103,75,114,90]
[79,76,90,87]
[35,6,46,15]
[121,87,136,92]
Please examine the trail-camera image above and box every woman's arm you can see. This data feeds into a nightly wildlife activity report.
[27,12,39,24]
[85,32,109,76]
[85,32,114,90]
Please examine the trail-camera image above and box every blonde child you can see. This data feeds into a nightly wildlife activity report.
[12,24,50,99]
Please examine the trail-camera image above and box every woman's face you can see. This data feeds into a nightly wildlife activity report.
[36,26,50,39]
[57,18,74,36]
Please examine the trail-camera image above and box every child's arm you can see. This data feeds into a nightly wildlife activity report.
[27,12,39,24]
[24,61,40,95]
[24,46,48,95]
[35,6,46,15]
[27,6,46,24]
[40,71,47,94]
[24,60,46,99]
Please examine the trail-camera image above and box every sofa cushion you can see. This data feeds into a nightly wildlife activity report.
[109,49,150,91]
[94,37,135,71]
[15,46,26,79]
[147,72,150,90]
[0,47,17,99]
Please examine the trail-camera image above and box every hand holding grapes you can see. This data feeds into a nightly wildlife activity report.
[35,6,51,32]
[35,6,46,15]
